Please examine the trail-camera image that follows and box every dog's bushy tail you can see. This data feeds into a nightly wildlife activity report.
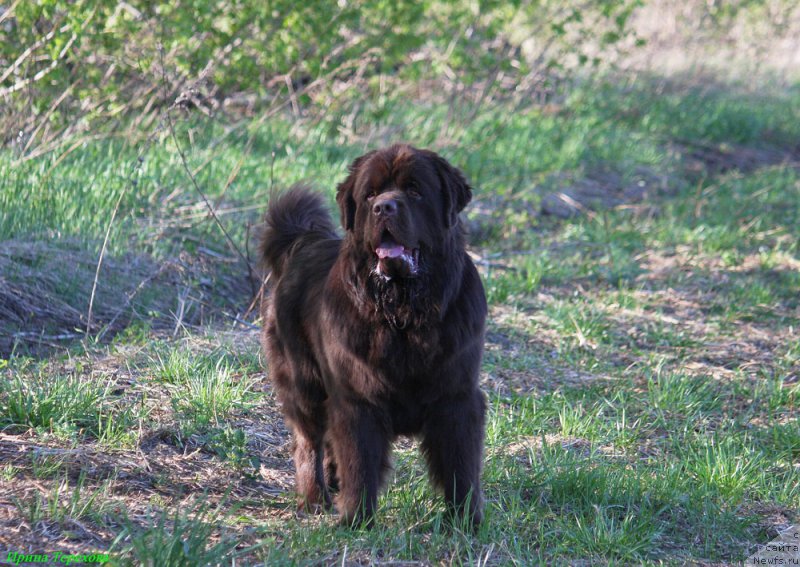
[258,185,337,280]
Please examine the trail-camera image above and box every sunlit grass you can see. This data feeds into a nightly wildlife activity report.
[1,75,799,563]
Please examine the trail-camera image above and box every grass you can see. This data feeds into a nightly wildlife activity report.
[0,369,141,445]
[0,72,798,564]
[13,472,116,529]
[111,499,248,567]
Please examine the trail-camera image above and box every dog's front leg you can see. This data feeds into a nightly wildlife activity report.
[421,389,486,528]
[328,400,391,528]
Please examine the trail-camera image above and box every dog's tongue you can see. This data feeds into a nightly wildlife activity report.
[376,244,405,259]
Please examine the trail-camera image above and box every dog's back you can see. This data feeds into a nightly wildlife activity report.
[259,185,341,368]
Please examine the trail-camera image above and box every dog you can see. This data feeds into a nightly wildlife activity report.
[259,144,487,527]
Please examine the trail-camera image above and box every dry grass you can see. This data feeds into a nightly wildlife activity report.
[0,240,256,356]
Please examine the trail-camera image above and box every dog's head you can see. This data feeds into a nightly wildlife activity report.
[336,144,472,280]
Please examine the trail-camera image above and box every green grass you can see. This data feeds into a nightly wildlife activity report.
[0,368,141,445]
[168,358,255,427]
[3,78,797,253]
[1,74,799,563]
[13,472,116,528]
[111,499,248,567]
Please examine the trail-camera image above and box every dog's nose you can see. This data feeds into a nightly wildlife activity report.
[372,198,398,217]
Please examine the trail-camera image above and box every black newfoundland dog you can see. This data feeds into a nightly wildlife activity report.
[259,144,487,527]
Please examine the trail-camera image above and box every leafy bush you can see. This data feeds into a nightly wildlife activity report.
[2,0,642,146]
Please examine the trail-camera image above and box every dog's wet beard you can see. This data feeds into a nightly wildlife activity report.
[367,271,433,330]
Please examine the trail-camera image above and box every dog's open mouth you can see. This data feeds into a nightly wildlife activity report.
[374,230,419,278]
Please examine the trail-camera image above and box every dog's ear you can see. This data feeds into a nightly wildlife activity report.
[426,151,472,228]
[336,152,374,231]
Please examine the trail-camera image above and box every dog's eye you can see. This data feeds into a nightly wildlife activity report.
[366,191,377,201]
[408,190,422,200]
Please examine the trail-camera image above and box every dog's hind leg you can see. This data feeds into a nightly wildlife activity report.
[275,363,330,514]
[289,421,330,514]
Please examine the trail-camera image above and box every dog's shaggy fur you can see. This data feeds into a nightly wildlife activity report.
[259,144,487,527]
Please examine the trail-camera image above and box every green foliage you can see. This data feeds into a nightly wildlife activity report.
[1,0,642,140]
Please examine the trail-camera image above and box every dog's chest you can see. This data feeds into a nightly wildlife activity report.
[367,326,441,385]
